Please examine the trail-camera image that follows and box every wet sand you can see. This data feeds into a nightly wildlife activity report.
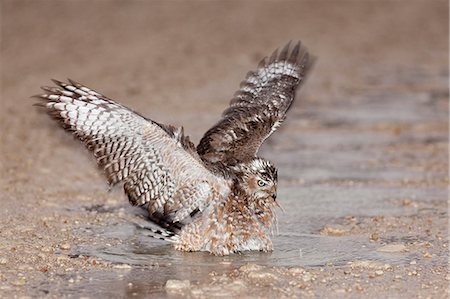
[1,1,448,298]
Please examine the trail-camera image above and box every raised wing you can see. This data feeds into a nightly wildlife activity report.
[35,80,228,226]
[197,41,313,168]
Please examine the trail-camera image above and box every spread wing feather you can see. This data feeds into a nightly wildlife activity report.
[197,41,313,168]
[35,80,227,225]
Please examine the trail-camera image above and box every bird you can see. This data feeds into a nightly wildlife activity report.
[35,41,313,256]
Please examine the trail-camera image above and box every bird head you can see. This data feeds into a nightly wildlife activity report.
[233,158,278,202]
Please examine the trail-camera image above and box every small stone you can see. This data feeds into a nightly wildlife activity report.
[375,270,384,276]
[0,258,8,265]
[370,232,379,241]
[302,272,313,282]
[423,251,432,258]
[165,279,190,291]
[60,243,71,250]
[41,247,53,253]
[377,244,407,253]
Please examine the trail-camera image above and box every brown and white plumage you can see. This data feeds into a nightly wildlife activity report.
[198,41,311,170]
[35,41,313,255]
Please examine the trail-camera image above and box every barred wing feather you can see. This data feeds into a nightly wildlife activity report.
[35,79,226,223]
[197,41,313,168]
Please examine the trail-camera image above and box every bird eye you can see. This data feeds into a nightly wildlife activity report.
[257,180,266,187]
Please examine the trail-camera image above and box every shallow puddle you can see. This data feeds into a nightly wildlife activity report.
[62,182,444,297]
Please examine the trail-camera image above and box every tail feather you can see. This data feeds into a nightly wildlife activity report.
[132,220,180,243]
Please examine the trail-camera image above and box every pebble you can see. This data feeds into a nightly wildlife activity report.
[60,243,71,250]
[370,232,379,241]
[41,246,53,253]
[377,244,407,253]
[165,279,191,291]
[375,270,384,276]
[0,258,8,265]
[302,272,313,282]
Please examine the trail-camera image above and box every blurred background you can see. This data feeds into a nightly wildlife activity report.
[0,1,448,297]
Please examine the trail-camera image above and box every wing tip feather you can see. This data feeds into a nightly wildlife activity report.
[278,40,292,61]
[257,40,313,74]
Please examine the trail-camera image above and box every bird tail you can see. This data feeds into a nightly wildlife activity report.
[131,219,180,243]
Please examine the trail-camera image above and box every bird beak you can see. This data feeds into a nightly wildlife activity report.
[270,186,277,201]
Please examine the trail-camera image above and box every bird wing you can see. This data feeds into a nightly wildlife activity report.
[35,80,228,226]
[197,41,313,168]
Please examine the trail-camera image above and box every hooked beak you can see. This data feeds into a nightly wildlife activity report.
[270,186,277,201]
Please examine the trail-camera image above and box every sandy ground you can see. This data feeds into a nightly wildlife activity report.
[1,0,449,298]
